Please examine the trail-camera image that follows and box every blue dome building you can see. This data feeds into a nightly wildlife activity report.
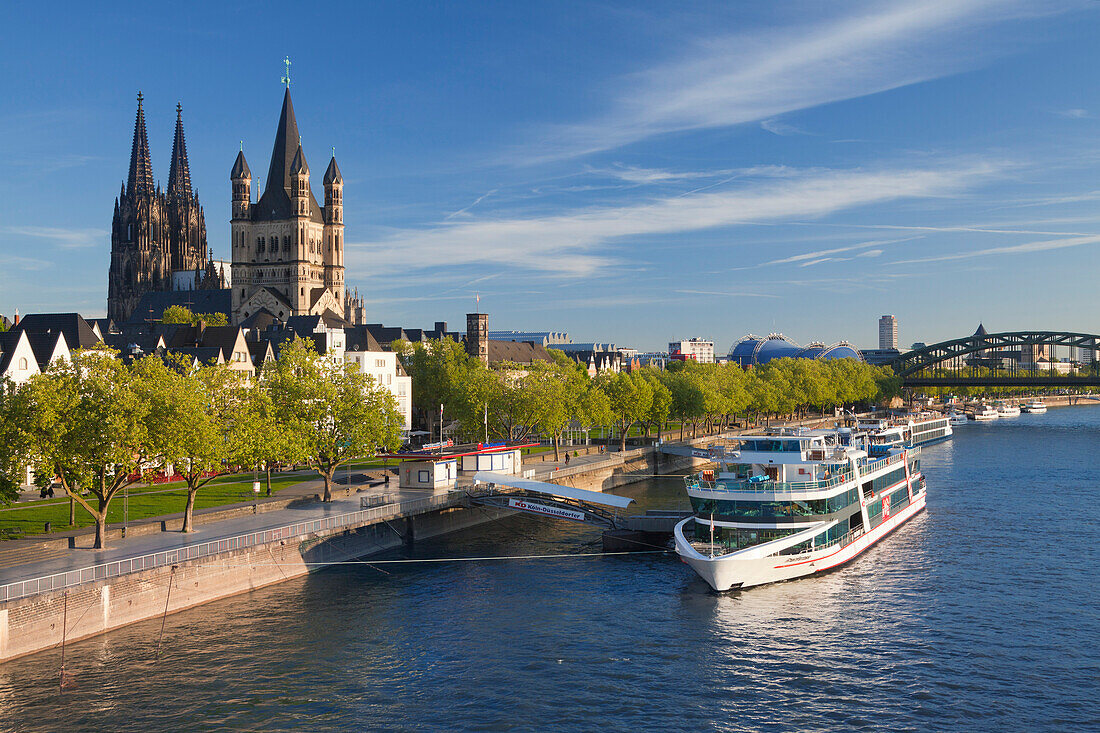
[728,333,863,367]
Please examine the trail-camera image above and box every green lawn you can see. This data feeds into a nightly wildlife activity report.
[0,473,310,538]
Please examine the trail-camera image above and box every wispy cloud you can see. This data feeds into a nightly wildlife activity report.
[1055,108,1091,119]
[524,0,1056,160]
[445,189,498,220]
[7,255,52,271]
[589,164,738,184]
[760,118,810,137]
[674,289,781,299]
[3,225,108,249]
[757,236,921,267]
[890,233,1100,265]
[348,161,999,277]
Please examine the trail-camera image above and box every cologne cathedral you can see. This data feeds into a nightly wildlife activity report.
[107,94,212,323]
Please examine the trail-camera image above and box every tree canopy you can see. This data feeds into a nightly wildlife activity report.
[160,305,229,327]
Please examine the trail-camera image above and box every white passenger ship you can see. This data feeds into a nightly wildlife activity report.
[1022,400,1048,413]
[674,428,926,591]
[857,413,952,447]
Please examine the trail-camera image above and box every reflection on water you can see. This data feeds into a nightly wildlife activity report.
[2,408,1099,731]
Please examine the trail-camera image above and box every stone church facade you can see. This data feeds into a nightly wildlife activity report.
[108,94,210,323]
[230,89,346,324]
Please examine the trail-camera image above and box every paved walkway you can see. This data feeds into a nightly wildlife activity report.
[0,435,730,593]
[0,484,438,589]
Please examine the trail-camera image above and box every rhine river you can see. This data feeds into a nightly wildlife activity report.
[2,407,1099,731]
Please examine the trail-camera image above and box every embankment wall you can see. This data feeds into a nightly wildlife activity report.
[0,503,508,663]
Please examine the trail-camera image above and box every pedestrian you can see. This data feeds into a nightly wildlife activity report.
[565,453,570,466]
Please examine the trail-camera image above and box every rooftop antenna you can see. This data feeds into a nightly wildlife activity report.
[282,57,292,89]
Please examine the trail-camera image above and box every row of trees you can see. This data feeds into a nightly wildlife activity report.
[398,339,901,455]
[0,338,403,548]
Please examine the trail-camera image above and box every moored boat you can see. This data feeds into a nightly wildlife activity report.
[857,413,952,447]
[970,405,998,421]
[996,402,1021,417]
[674,428,927,591]
[947,412,968,426]
[1022,400,1048,413]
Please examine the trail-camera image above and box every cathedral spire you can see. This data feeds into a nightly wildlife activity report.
[167,102,193,200]
[127,92,155,197]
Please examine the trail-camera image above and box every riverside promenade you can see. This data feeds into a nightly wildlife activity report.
[0,447,629,599]
[0,442,702,662]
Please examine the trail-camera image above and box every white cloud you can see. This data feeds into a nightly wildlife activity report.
[1056,108,1091,119]
[890,233,1100,265]
[760,118,810,137]
[525,0,1062,159]
[3,225,108,249]
[347,161,998,277]
[759,236,920,267]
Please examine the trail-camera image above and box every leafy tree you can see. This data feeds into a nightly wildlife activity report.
[161,305,228,327]
[20,348,162,549]
[576,383,612,443]
[597,371,653,451]
[265,338,403,501]
[0,378,28,505]
[525,360,588,459]
[664,371,706,439]
[398,337,481,439]
[141,357,257,531]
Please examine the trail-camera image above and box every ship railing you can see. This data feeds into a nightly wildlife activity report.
[860,449,914,475]
[771,526,866,561]
[685,472,855,494]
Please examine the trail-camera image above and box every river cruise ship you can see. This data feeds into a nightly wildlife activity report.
[1022,400,1048,413]
[674,428,926,591]
[857,413,952,447]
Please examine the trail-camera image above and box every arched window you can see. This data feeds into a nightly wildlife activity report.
[283,235,290,250]
[258,237,265,252]
[18,357,27,370]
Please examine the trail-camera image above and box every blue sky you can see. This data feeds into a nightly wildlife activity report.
[3,0,1100,351]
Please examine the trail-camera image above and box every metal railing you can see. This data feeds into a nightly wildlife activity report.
[0,492,461,604]
[685,449,915,495]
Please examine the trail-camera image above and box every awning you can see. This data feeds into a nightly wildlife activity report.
[472,472,634,509]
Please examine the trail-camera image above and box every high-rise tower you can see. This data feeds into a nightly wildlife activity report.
[231,88,346,324]
[878,315,898,350]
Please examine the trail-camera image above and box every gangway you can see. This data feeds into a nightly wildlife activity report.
[469,472,634,530]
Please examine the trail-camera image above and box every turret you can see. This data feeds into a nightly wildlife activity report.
[289,144,310,218]
[324,153,343,225]
[231,148,251,220]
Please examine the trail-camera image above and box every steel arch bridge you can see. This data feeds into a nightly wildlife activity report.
[887,331,1100,388]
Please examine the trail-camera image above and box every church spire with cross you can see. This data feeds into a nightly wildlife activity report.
[230,62,348,325]
[126,92,155,197]
[167,103,193,200]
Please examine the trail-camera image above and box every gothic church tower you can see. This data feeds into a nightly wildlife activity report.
[166,104,208,275]
[231,88,345,324]
[108,94,208,323]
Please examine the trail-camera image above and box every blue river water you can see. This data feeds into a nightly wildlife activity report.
[2,407,1099,731]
